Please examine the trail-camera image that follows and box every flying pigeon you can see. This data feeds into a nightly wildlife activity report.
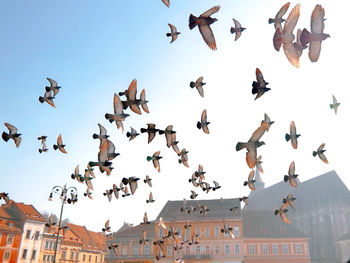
[106,139,120,160]
[92,123,109,147]
[88,140,113,174]
[161,0,170,7]
[244,170,256,191]
[239,196,249,206]
[268,2,290,31]
[45,78,61,96]
[71,165,84,184]
[189,6,220,50]
[212,181,221,191]
[170,133,181,155]
[283,193,296,210]
[140,123,159,144]
[39,143,49,153]
[166,24,180,43]
[159,125,176,147]
[122,177,140,195]
[230,206,239,216]
[190,76,205,97]
[274,203,290,224]
[84,188,93,200]
[252,68,270,100]
[121,79,149,114]
[53,134,67,154]
[284,161,298,187]
[0,192,10,204]
[300,4,330,62]
[144,175,152,187]
[255,156,263,173]
[139,231,149,245]
[194,164,206,180]
[158,217,167,229]
[102,220,111,232]
[313,143,328,164]
[147,151,162,172]
[126,127,139,141]
[285,121,300,149]
[230,18,246,41]
[146,192,155,203]
[190,190,198,200]
[263,113,274,131]
[112,184,120,199]
[105,93,130,133]
[39,89,55,108]
[38,135,47,145]
[330,95,340,114]
[2,123,22,148]
[103,189,113,202]
[178,148,189,168]
[197,109,210,134]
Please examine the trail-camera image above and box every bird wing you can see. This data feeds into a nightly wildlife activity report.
[280,210,290,224]
[308,40,321,62]
[319,152,328,164]
[200,5,220,18]
[196,76,204,84]
[153,159,161,172]
[129,181,138,195]
[148,123,156,129]
[246,147,257,169]
[170,34,178,43]
[196,86,204,97]
[46,98,56,108]
[198,24,217,50]
[5,123,17,134]
[47,78,58,87]
[105,220,110,228]
[283,42,300,68]
[98,139,109,162]
[213,181,219,188]
[332,95,337,105]
[113,93,123,115]
[311,4,325,34]
[290,121,296,136]
[85,179,93,190]
[161,0,170,7]
[255,68,265,86]
[127,79,137,101]
[107,139,115,154]
[98,123,107,136]
[149,192,153,201]
[201,109,207,123]
[249,121,268,142]
[148,132,156,144]
[14,137,22,148]
[275,2,291,20]
[232,18,241,28]
[288,161,295,176]
[168,23,177,34]
[234,31,242,41]
[318,143,325,151]
[159,217,167,229]
[154,151,161,157]
[248,169,255,181]
[283,4,300,36]
[74,165,79,176]
[57,134,63,145]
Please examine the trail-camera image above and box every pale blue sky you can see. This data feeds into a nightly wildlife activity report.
[1,0,349,231]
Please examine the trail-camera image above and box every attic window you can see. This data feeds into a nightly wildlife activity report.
[260,228,267,234]
[280,226,287,234]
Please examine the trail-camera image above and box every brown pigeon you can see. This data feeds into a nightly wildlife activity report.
[166,24,180,43]
[274,202,290,224]
[190,76,205,97]
[161,0,169,7]
[252,68,270,100]
[230,18,246,41]
[197,109,210,134]
[285,121,300,149]
[189,6,220,50]
[268,2,291,31]
[284,161,298,187]
[53,134,67,154]
[243,170,256,191]
[313,143,328,164]
[2,123,22,148]
[140,123,159,144]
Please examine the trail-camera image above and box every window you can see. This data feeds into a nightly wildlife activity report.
[296,243,303,254]
[214,226,220,237]
[122,246,128,256]
[6,234,13,245]
[32,250,37,259]
[45,241,49,249]
[234,226,240,237]
[282,244,289,254]
[225,244,230,254]
[159,228,164,238]
[26,229,32,239]
[4,251,10,260]
[249,244,255,254]
[167,246,172,256]
[235,244,240,254]
[76,252,79,260]
[47,255,51,261]
[195,227,201,236]
[215,246,219,254]
[95,255,97,262]
[205,227,210,237]
[43,255,47,261]
[195,246,200,255]
[89,255,91,262]
[62,251,66,259]
[273,244,279,254]
[70,252,74,259]
[143,245,150,256]
[185,228,190,237]
[22,249,28,259]
[35,231,40,240]
[83,254,86,261]
[132,245,139,256]
[262,244,268,254]
[206,246,210,254]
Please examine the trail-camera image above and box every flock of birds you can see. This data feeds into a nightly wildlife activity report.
[1,2,341,263]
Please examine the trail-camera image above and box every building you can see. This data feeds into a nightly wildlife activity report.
[337,233,350,263]
[245,170,350,263]
[38,226,63,263]
[0,206,22,263]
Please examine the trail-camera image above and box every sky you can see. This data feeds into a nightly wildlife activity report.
[0,0,349,232]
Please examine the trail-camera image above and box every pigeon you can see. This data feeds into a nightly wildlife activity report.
[147,151,162,172]
[84,164,95,179]
[88,140,113,174]
[45,78,61,96]
[313,143,328,164]
[159,125,176,147]
[268,2,290,31]
[105,93,130,133]
[284,161,298,187]
[84,188,93,200]
[236,121,268,169]
[121,79,149,114]
[174,258,184,263]
[144,175,152,187]
[106,139,120,160]
[300,4,330,62]
[283,193,296,210]
[252,68,270,100]
[53,134,67,154]
[139,231,149,245]
[199,205,210,217]
[212,180,221,191]
[158,217,167,229]
[166,24,180,43]
[108,244,119,256]
[255,156,263,173]
[45,213,56,227]
[2,123,22,148]
[263,113,274,131]
[112,184,120,199]
[330,95,340,114]
[92,123,109,146]
[161,0,169,7]
[39,143,49,153]
[184,218,192,229]
[244,170,256,191]
[121,185,130,198]
[103,189,113,202]
[140,123,159,144]
[273,4,301,68]
[39,89,55,108]
[190,190,198,200]
[102,220,111,232]
[230,18,246,41]
[221,220,235,238]
[189,172,199,187]
[37,135,47,145]
[194,164,206,180]
[71,165,84,184]
[83,170,94,190]
[122,177,140,195]
[239,196,249,206]
[230,206,239,216]
[146,192,155,203]
[190,76,205,97]
[178,148,189,168]
[274,203,290,224]
[197,109,210,134]
[189,233,200,245]
[141,212,150,225]
[285,121,300,149]
[200,181,212,194]
[170,133,181,155]
[0,192,10,204]
[126,127,139,141]
[189,6,220,50]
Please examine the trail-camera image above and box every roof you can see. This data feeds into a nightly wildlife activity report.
[156,198,241,222]
[13,202,46,222]
[116,222,134,233]
[88,230,106,250]
[242,210,308,239]
[246,170,350,212]
[67,223,105,252]
[113,221,155,240]
[0,206,11,219]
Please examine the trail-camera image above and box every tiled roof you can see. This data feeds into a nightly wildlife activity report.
[242,210,307,239]
[246,170,350,212]
[62,227,84,245]
[156,198,241,222]
[88,230,107,250]
[67,223,105,251]
[14,202,46,222]
[0,206,11,219]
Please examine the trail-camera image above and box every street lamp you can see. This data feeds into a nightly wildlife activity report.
[48,184,78,263]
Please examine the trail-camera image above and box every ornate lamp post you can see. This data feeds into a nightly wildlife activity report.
[48,184,78,263]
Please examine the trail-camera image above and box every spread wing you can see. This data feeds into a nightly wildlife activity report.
[311,5,325,34]
[255,68,266,87]
[168,23,177,34]
[319,152,328,164]
[232,18,241,28]
[283,42,299,68]
[5,123,17,134]
[200,6,220,18]
[161,0,170,7]
[248,169,254,181]
[57,134,63,145]
[98,123,107,136]
[276,2,290,19]
[280,210,290,224]
[113,93,123,115]
[249,121,268,142]
[288,161,295,176]
[283,4,300,36]
[198,25,217,50]
[127,79,137,101]
[129,181,138,195]
[14,137,22,148]
[47,78,57,87]
[201,109,207,123]
[98,140,109,162]
[309,41,321,62]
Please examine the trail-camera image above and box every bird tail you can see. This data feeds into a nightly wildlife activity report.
[166,33,171,37]
[2,132,10,142]
[92,133,99,139]
[197,122,202,129]
[53,144,58,150]
[285,133,291,142]
[140,128,147,133]
[235,142,246,151]
[284,175,289,182]
[189,14,198,30]
[268,18,274,24]
[190,82,196,88]
[38,96,45,103]
[158,130,165,135]
[273,28,283,51]
[330,104,334,109]
[252,81,259,94]
[39,149,42,153]
[300,28,311,48]
[312,151,318,157]
[146,156,152,162]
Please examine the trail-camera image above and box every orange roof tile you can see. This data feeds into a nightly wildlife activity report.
[0,206,11,219]
[14,202,46,222]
